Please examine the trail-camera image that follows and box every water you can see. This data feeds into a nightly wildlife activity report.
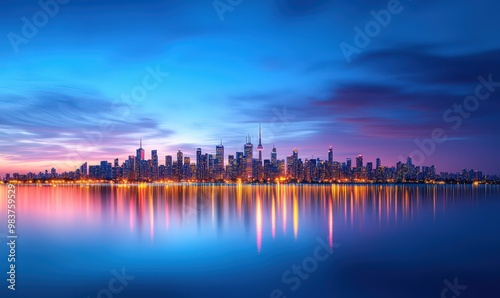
[1,184,499,297]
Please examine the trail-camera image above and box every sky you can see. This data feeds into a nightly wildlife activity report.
[1,0,500,176]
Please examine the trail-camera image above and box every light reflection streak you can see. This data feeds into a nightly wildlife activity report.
[282,186,287,236]
[329,198,333,250]
[149,193,154,241]
[256,193,262,254]
[293,191,299,240]
[271,193,276,240]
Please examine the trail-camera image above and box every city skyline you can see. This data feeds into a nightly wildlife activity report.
[3,125,498,182]
[1,122,499,178]
[1,0,500,177]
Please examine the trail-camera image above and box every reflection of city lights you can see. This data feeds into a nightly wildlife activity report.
[329,198,334,251]
[271,195,276,240]
[256,194,262,254]
[2,184,484,255]
[282,188,287,236]
[293,193,299,240]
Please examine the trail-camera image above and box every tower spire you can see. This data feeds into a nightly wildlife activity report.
[258,123,262,146]
[257,123,264,165]
[140,138,142,148]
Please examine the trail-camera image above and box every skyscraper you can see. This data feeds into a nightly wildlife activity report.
[216,141,224,179]
[196,148,202,180]
[327,146,334,179]
[136,138,145,161]
[183,157,191,179]
[356,155,363,169]
[292,148,299,179]
[244,136,253,179]
[165,155,172,179]
[176,149,183,181]
[128,155,136,180]
[151,150,158,180]
[271,145,277,167]
[376,158,381,169]
[80,162,88,177]
[366,162,373,180]
[346,158,352,169]
[236,151,244,179]
[136,138,145,179]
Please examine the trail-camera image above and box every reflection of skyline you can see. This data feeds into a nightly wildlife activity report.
[4,184,496,253]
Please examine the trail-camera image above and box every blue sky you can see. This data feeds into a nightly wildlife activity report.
[1,0,500,175]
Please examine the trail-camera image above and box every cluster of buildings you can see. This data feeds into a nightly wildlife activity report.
[3,126,499,184]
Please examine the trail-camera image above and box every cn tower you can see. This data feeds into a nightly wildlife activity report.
[257,123,263,165]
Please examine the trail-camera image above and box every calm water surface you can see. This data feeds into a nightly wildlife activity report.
[1,184,499,297]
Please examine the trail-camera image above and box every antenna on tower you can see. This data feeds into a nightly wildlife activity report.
[258,123,262,146]
[140,138,142,148]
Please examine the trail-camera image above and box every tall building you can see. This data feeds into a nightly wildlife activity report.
[80,162,88,177]
[183,157,191,179]
[208,153,216,179]
[286,155,294,178]
[176,149,183,181]
[165,155,173,179]
[136,138,145,179]
[99,161,111,179]
[244,136,253,179]
[376,158,381,169]
[327,146,334,179]
[127,155,136,179]
[236,151,244,179]
[366,162,373,180]
[136,138,145,161]
[292,148,299,179]
[216,141,224,179]
[271,145,277,167]
[228,154,235,179]
[151,150,158,180]
[89,166,99,179]
[356,155,363,169]
[196,148,202,180]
